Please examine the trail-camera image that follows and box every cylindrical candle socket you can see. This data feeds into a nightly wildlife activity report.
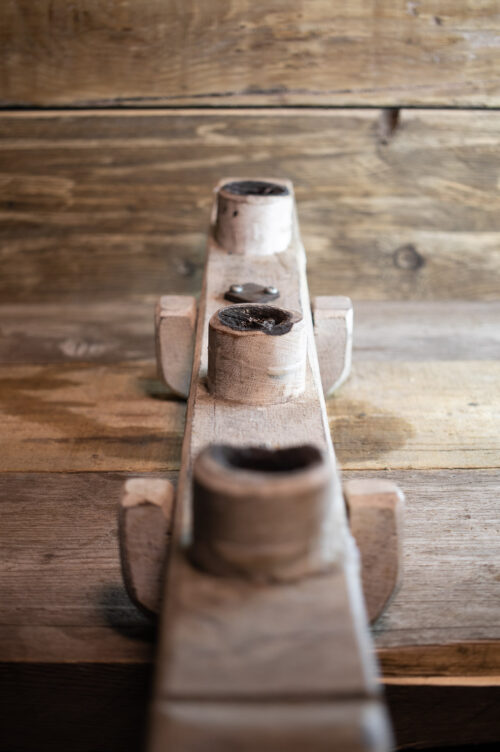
[191,444,336,582]
[215,179,293,256]
[207,304,306,405]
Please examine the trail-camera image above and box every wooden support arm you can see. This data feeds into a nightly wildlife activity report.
[344,479,404,624]
[119,478,175,616]
[155,293,351,400]
[312,295,353,396]
[155,295,197,398]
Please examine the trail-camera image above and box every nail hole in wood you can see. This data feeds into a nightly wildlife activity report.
[222,180,290,197]
[218,304,298,335]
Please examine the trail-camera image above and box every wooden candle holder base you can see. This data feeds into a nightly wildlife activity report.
[119,178,404,750]
[120,475,403,624]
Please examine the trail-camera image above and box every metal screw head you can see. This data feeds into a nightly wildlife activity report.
[229,284,243,294]
[264,285,278,296]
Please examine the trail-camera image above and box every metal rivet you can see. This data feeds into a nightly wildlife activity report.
[229,283,243,293]
[264,285,278,295]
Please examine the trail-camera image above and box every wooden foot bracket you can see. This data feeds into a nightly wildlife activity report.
[313,295,353,395]
[155,295,197,398]
[155,296,352,400]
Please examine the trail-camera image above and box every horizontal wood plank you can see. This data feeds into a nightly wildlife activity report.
[1,110,500,302]
[0,470,498,677]
[331,360,500,471]
[353,302,500,362]
[1,1,500,107]
[0,361,184,472]
[2,301,499,365]
[0,301,156,364]
[0,359,497,472]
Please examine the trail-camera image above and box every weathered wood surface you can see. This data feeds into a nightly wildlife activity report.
[2,301,500,365]
[1,1,500,107]
[0,470,498,671]
[1,110,500,302]
[1,358,497,473]
[0,296,498,748]
[0,360,184,472]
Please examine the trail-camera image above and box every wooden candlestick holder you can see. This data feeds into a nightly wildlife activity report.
[119,178,404,751]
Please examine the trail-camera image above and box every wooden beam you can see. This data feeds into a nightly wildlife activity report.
[1,1,500,107]
[1,110,500,303]
[0,358,498,472]
[149,180,390,749]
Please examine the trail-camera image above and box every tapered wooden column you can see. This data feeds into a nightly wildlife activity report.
[191,444,335,582]
[207,303,306,405]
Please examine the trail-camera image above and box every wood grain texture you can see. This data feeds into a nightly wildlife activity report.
[0,358,497,472]
[2,301,500,365]
[330,360,500,471]
[1,1,500,107]
[1,109,500,302]
[0,361,184,472]
[345,479,404,624]
[0,469,498,673]
[353,301,500,362]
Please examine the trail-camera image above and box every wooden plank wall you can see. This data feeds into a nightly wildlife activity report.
[1,109,500,302]
[1,1,500,107]
[1,1,499,302]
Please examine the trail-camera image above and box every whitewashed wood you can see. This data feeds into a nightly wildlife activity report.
[313,295,353,395]
[149,180,390,750]
[119,478,174,615]
[155,295,196,398]
[345,479,404,625]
